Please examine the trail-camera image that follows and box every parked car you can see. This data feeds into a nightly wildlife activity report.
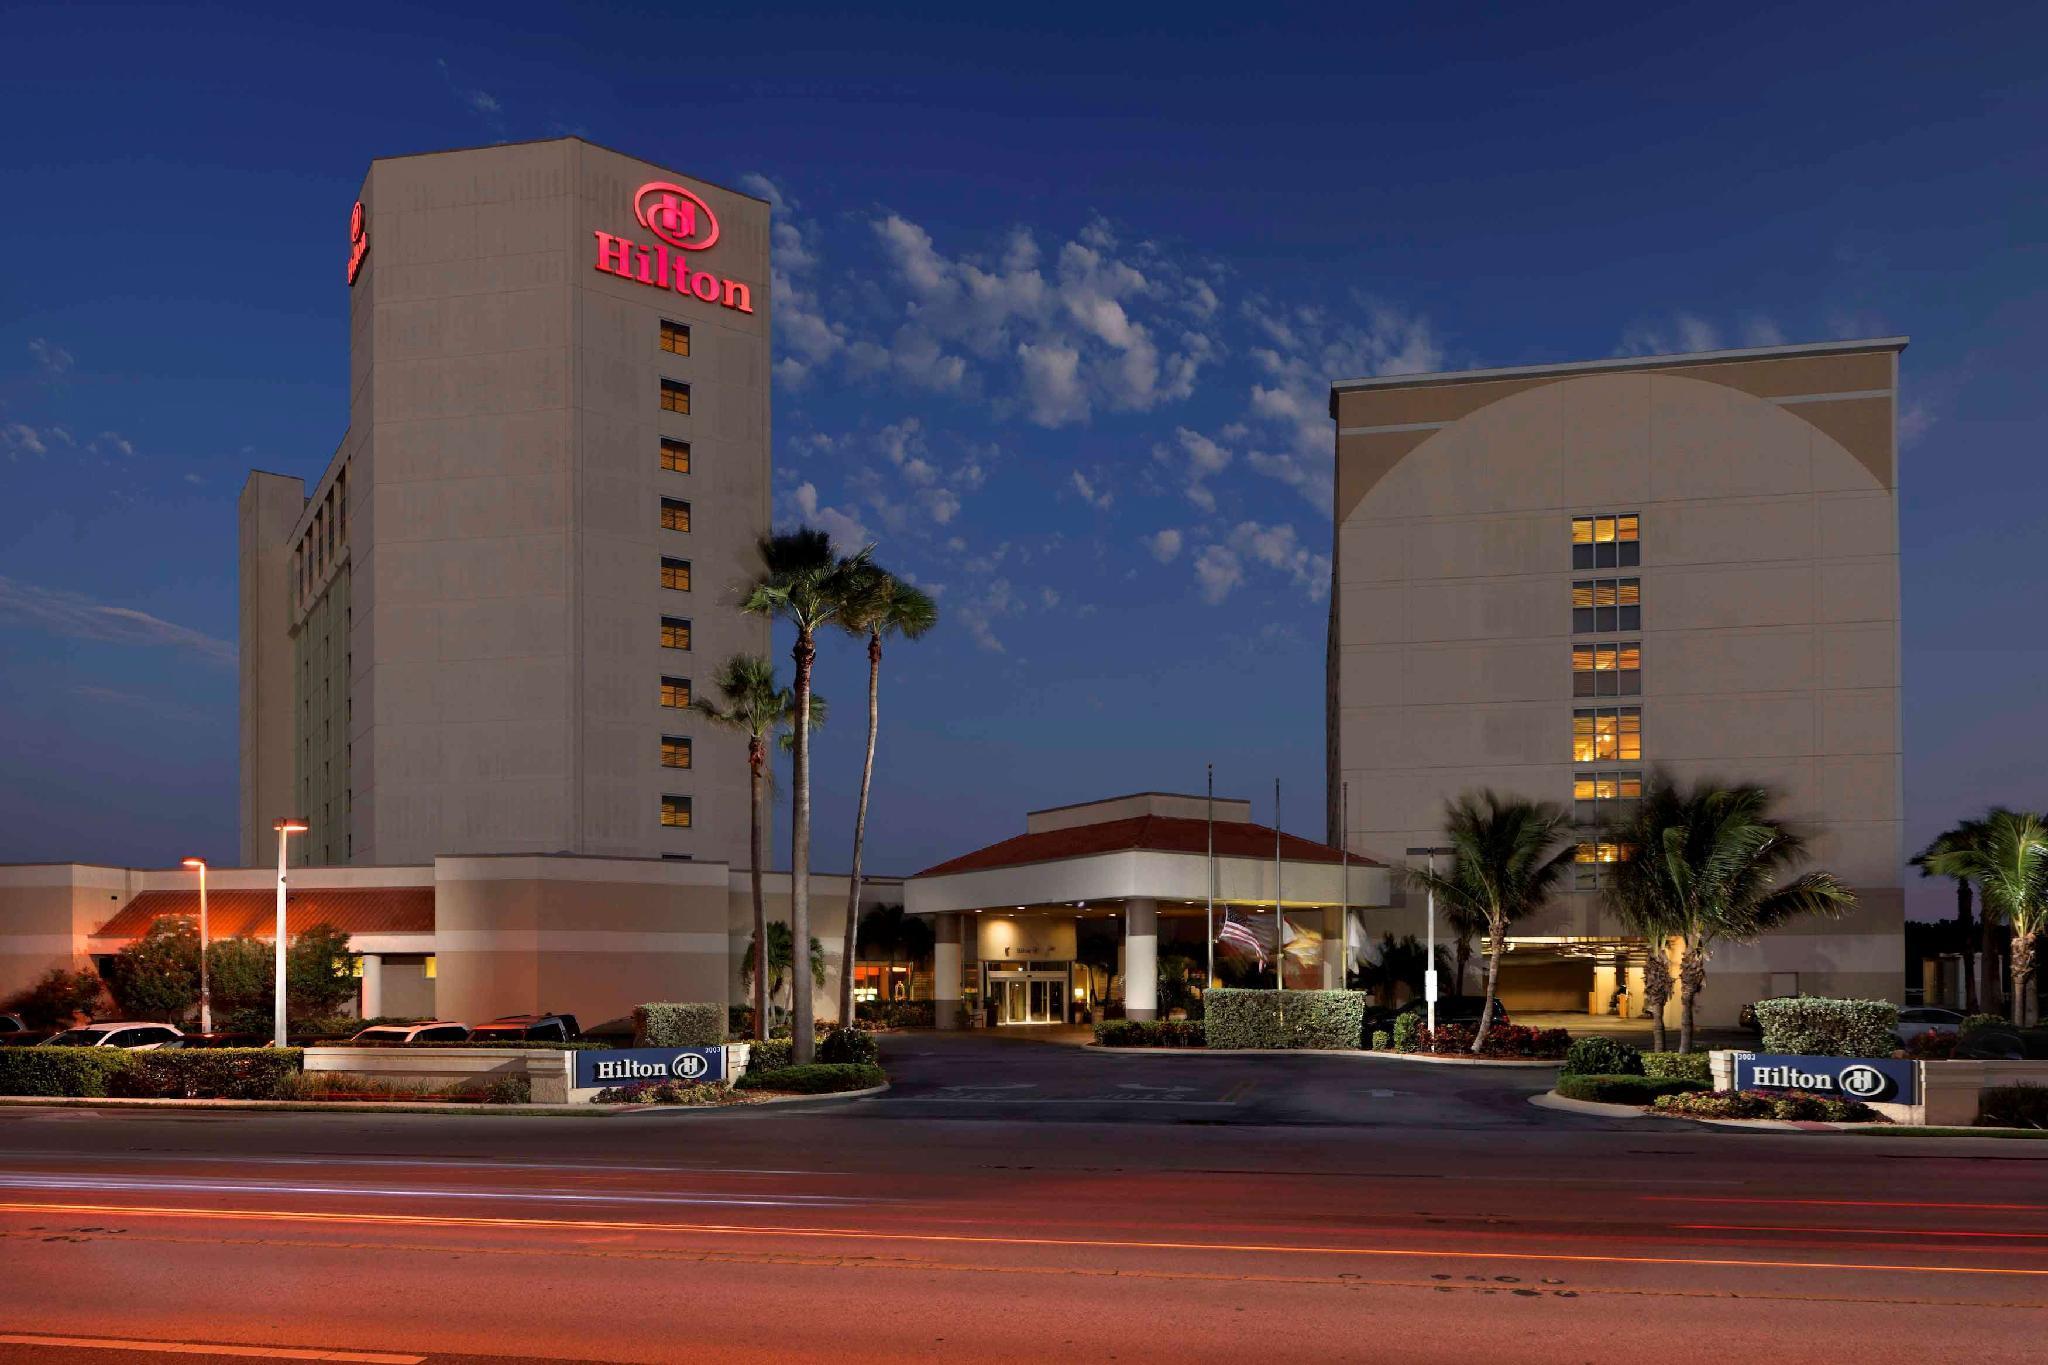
[346,1020,472,1044]
[0,1013,26,1032]
[176,1031,271,1049]
[38,1022,185,1050]
[467,1013,581,1043]
[1895,1006,1967,1043]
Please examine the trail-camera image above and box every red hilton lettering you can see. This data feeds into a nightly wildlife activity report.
[593,231,633,277]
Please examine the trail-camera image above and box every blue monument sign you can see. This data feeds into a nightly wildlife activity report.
[575,1046,726,1089]
[1732,1052,1916,1104]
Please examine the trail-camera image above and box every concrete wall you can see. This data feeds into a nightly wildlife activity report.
[238,472,304,866]
[0,865,144,1000]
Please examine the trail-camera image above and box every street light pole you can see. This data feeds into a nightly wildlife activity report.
[181,858,210,1033]
[1407,845,1454,1036]
[272,818,309,1047]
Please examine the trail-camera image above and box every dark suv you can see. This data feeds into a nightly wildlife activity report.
[467,1014,581,1043]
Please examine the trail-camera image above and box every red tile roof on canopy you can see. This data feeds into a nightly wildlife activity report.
[89,888,435,942]
[912,815,1383,879]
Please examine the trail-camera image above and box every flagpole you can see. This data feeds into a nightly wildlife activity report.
[1273,778,1284,993]
[1205,764,1215,994]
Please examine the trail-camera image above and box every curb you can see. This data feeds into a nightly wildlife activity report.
[619,1081,891,1114]
[1527,1091,1658,1119]
[1093,1046,1562,1068]
[0,1081,891,1117]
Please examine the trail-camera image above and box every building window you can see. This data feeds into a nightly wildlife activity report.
[661,556,691,591]
[661,617,691,651]
[1572,707,1642,763]
[660,497,691,533]
[1571,513,1640,569]
[661,735,692,769]
[660,675,691,708]
[1573,771,1642,824]
[1573,838,1627,890]
[661,794,693,828]
[1571,641,1641,697]
[660,320,691,355]
[660,379,691,414]
[1572,577,1640,633]
[660,438,691,473]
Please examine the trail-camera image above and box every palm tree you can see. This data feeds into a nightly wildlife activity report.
[742,528,871,1062]
[744,921,828,1022]
[1607,778,1857,1053]
[1409,792,1576,1052]
[1911,817,1990,1013]
[833,565,938,1027]
[692,654,820,1041]
[1925,809,2048,1026]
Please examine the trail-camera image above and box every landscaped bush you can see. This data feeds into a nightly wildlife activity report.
[0,1047,135,1097]
[1094,1019,1205,1048]
[1562,1036,1643,1076]
[633,1002,726,1047]
[1641,1051,1712,1084]
[818,1026,879,1064]
[855,1000,936,1029]
[594,1079,728,1105]
[1417,1023,1572,1059]
[480,1075,533,1105]
[1751,997,1899,1057]
[744,1038,794,1075]
[109,1048,303,1100]
[1556,1073,1707,1105]
[1961,1013,2010,1035]
[735,1062,885,1094]
[1977,1084,2048,1129]
[2,967,108,1029]
[1203,989,1366,1050]
[1654,1088,1882,1122]
[1902,1030,1961,1060]
[1369,1030,1393,1052]
[1391,1012,1421,1053]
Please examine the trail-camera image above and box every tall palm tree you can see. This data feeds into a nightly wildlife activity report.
[692,655,819,1041]
[833,565,938,1027]
[742,527,870,1062]
[1607,778,1857,1053]
[1409,791,1576,1052]
[1925,809,2048,1026]
[1911,817,1990,1013]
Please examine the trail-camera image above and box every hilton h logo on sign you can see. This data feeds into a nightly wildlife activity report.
[593,180,754,314]
[574,1046,726,1089]
[1733,1052,1916,1104]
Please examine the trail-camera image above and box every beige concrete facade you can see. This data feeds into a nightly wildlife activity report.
[238,138,772,869]
[1327,339,1908,1024]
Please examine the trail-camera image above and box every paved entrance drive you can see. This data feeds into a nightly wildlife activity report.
[869,1029,1600,1129]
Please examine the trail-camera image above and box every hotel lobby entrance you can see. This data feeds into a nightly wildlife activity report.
[987,962,1074,1025]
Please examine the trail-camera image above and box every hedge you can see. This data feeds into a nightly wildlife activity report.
[1095,1019,1205,1048]
[1562,1036,1642,1076]
[0,1047,136,1097]
[1751,997,1898,1057]
[1556,1073,1707,1105]
[1391,1012,1422,1053]
[1655,1088,1881,1123]
[818,1026,879,1064]
[1417,1023,1572,1058]
[744,1038,794,1074]
[111,1048,303,1100]
[1641,1051,1712,1084]
[856,1000,936,1029]
[634,1002,725,1047]
[1978,1084,2048,1129]
[735,1062,884,1094]
[1204,989,1365,1050]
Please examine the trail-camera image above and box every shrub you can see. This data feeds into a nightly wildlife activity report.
[1417,1023,1572,1059]
[856,1000,936,1030]
[1094,1019,1205,1048]
[1654,1088,1881,1123]
[1961,1013,2010,1035]
[1903,1030,1960,1060]
[595,1079,726,1105]
[107,918,200,1021]
[735,1062,884,1094]
[110,1048,303,1100]
[633,1002,726,1048]
[1751,997,1899,1058]
[3,967,109,1028]
[1556,1073,1707,1105]
[273,1071,445,1102]
[1978,1084,2048,1129]
[1641,1051,1713,1084]
[1203,990,1365,1049]
[1391,1012,1421,1053]
[478,1075,533,1104]
[1562,1036,1643,1076]
[744,1038,794,1075]
[0,1047,135,1096]
[818,1026,879,1064]
[1369,1030,1393,1052]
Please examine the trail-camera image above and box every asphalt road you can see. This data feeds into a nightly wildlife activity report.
[1,1032,2044,1363]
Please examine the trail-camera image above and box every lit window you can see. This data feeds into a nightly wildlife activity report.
[661,556,691,591]
[1573,770,1642,823]
[660,497,691,533]
[660,675,691,708]
[660,438,691,473]
[661,618,691,651]
[1573,837,1630,890]
[1571,512,1640,569]
[1572,707,1642,763]
[660,380,691,414]
[661,794,693,828]
[661,735,692,769]
[1572,578,1640,633]
[1572,641,1641,697]
[660,320,691,355]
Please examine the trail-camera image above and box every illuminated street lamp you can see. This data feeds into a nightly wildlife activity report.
[180,857,211,1033]
[1407,846,1454,1035]
[272,818,309,1047]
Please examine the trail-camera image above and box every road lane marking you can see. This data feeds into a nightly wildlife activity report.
[0,1174,863,1209]
[1682,1222,2048,1241]
[0,1334,423,1362]
[1648,1196,2048,1212]
[6,1199,2048,1280]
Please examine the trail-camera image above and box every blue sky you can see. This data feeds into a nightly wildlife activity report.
[1,3,2044,917]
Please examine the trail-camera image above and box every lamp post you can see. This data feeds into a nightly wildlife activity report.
[180,858,210,1034]
[272,818,309,1047]
[1407,845,1454,1036]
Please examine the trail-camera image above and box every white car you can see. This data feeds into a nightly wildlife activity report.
[1896,1006,1967,1043]
[39,1022,185,1050]
[346,1021,471,1044]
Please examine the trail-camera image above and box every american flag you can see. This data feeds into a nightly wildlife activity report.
[1218,910,1270,965]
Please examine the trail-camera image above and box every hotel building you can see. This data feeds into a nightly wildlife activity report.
[1326,338,1908,1025]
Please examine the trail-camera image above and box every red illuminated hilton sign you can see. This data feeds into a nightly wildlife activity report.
[593,181,754,314]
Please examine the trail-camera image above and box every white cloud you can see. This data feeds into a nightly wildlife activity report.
[1187,523,1330,604]
[1069,470,1113,511]
[1899,400,1933,448]
[919,487,962,524]
[1193,545,1242,604]
[1018,340,1085,425]
[0,577,234,664]
[2,423,48,458]
[955,578,1022,653]
[787,482,872,552]
[1146,528,1183,563]
[28,338,73,376]
[1154,426,1233,511]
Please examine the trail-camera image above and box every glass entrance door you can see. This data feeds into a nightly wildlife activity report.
[992,969,1069,1024]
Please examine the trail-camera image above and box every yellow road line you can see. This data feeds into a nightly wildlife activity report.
[0,1333,422,1363]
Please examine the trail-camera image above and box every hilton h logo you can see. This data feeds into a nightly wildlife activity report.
[635,182,720,252]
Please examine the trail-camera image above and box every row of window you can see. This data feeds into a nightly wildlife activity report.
[1571,512,1639,569]
[659,322,693,834]
[1571,641,1641,696]
[1572,706,1641,763]
[1572,577,1640,634]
